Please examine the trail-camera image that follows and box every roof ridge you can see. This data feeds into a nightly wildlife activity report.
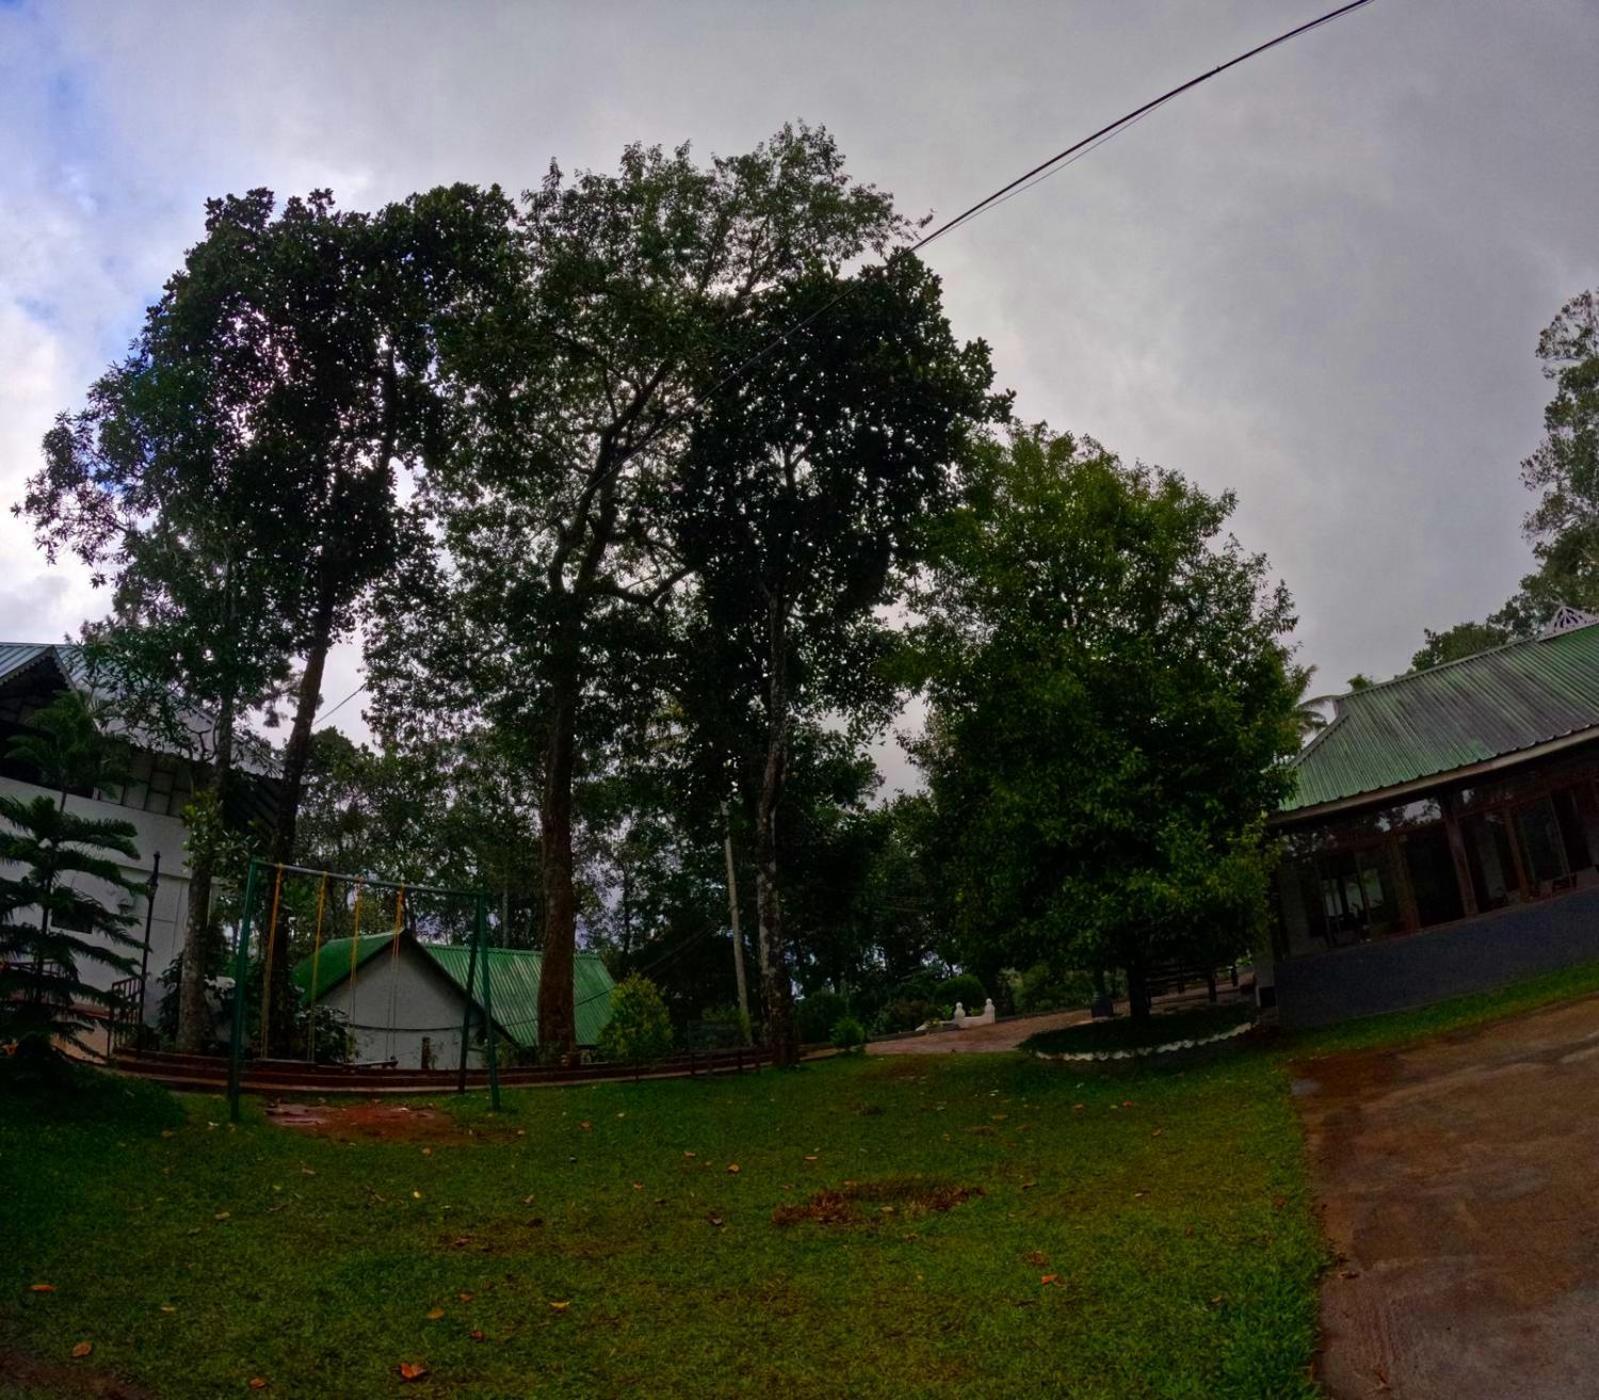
[1340,627,1547,701]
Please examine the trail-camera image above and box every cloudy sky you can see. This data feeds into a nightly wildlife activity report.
[3,0,1596,784]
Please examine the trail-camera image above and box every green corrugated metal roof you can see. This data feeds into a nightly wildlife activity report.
[1283,622,1599,814]
[293,935,616,1047]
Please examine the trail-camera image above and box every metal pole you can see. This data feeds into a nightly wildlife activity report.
[721,800,752,1044]
[135,851,161,1050]
[226,857,261,1124]
[477,892,500,1112]
[455,917,480,1095]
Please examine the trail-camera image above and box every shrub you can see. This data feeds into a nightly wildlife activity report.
[874,997,938,1035]
[796,990,848,1044]
[693,1004,752,1049]
[597,974,674,1072]
[1004,963,1102,1015]
[934,974,988,1012]
[830,1015,867,1053]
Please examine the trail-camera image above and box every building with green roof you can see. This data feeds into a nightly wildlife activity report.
[1266,610,1599,1026]
[293,933,615,1068]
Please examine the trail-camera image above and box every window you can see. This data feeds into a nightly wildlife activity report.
[1402,827,1464,928]
[1316,846,1400,943]
[1552,787,1593,873]
[1462,810,1519,911]
[1516,796,1569,892]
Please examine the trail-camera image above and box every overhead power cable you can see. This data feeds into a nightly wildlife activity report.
[685,0,1380,415]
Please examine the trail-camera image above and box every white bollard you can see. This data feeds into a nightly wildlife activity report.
[953,1001,967,1027]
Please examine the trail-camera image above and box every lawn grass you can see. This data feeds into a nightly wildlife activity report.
[1021,1003,1252,1055]
[1285,955,1599,1058]
[13,963,1599,1398]
[2,1047,1323,1399]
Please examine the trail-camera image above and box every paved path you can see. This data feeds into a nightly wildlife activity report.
[1295,994,1599,1399]
[864,1007,1092,1055]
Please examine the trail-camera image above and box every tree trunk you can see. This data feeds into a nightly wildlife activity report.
[1126,961,1151,1021]
[755,603,797,1067]
[177,691,235,1053]
[536,666,579,1060]
[262,590,337,1054]
[721,800,752,1043]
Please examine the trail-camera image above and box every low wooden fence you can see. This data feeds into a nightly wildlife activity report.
[113,1044,772,1096]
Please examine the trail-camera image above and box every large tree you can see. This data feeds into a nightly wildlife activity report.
[1514,290,1599,613]
[24,187,509,1050]
[911,428,1300,1017]
[372,126,917,1056]
[670,259,1003,1061]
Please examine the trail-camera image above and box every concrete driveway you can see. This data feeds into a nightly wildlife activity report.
[1295,994,1599,1399]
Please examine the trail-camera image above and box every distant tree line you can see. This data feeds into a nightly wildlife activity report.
[18,125,1302,1058]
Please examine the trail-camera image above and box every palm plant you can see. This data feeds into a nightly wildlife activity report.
[1,690,142,1057]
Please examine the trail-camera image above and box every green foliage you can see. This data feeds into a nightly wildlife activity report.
[911,427,1300,1008]
[0,791,143,1054]
[596,974,674,1068]
[828,1014,867,1053]
[1508,290,1599,616]
[4,688,128,798]
[874,997,938,1035]
[1410,619,1515,672]
[933,974,987,1012]
[1003,963,1102,1015]
[795,990,849,1044]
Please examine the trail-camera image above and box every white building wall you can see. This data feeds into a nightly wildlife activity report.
[314,940,479,1070]
[0,774,193,1024]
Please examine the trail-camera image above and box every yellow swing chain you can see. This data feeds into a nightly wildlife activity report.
[305,873,329,1062]
[258,864,286,1054]
[347,879,366,1033]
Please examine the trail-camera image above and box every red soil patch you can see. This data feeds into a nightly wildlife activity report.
[771,1177,983,1227]
[1296,993,1599,1399]
[265,1101,469,1143]
[0,1350,154,1399]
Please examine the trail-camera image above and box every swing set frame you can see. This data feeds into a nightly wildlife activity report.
[225,857,501,1122]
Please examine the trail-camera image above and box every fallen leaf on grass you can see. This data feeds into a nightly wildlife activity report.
[412,1191,423,1200]
[458,1292,474,1303]
[160,1305,176,1314]
[632,1182,643,1191]
[426,1308,445,1320]
[249,1379,268,1390]
[726,1163,741,1175]
[683,1150,696,1158]
[397,1361,429,1381]
[469,1330,485,1343]
[549,1300,570,1313]
[1040,1275,1058,1286]
[421,1148,432,1157]
[29,1283,55,1294]
[71,1342,93,1358]
[578,1121,592,1132]
[707,1215,724,1228]
[803,1155,818,1162]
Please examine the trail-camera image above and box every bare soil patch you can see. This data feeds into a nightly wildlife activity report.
[771,1176,983,1228]
[0,1350,155,1399]
[1296,993,1599,1399]
[265,1100,469,1144]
